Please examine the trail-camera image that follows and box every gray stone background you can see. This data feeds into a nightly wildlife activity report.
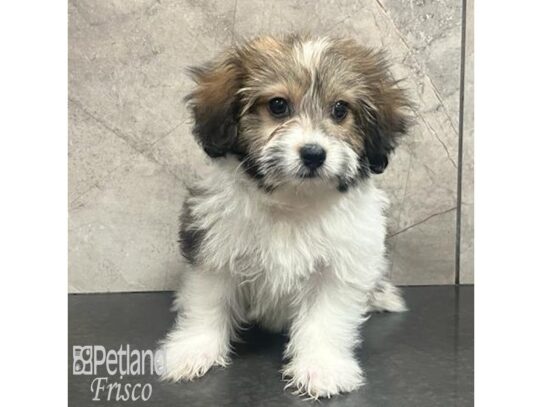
[68,0,474,293]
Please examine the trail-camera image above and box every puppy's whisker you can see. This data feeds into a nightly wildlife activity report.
[232,151,260,182]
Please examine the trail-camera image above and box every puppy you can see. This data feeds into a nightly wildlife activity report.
[159,34,411,399]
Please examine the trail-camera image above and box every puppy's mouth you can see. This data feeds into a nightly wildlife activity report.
[298,169,320,179]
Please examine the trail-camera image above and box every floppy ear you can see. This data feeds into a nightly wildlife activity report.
[185,55,241,158]
[364,83,411,174]
[347,47,411,174]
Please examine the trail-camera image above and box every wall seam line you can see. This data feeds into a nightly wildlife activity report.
[455,0,469,285]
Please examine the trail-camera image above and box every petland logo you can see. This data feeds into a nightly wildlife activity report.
[72,345,165,402]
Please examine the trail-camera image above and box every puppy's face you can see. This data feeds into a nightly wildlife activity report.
[187,35,410,192]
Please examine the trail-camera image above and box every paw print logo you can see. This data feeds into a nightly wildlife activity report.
[73,346,93,375]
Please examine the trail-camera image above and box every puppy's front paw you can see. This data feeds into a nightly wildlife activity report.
[282,355,364,399]
[157,335,229,382]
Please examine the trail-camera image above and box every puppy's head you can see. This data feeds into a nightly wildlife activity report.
[186,35,411,192]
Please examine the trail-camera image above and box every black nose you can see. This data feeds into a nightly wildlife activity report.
[299,144,326,170]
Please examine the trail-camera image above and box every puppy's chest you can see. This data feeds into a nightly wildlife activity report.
[209,208,334,278]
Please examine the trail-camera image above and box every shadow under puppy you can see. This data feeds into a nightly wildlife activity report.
[159,34,411,399]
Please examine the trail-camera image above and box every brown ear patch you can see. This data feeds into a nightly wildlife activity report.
[330,42,412,174]
[185,56,242,157]
[364,78,411,174]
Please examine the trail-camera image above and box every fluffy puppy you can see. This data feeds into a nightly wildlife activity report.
[159,34,411,399]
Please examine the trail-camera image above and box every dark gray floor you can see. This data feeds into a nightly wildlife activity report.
[69,286,473,406]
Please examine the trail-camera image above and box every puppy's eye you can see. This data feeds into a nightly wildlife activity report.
[331,101,348,122]
[268,97,290,118]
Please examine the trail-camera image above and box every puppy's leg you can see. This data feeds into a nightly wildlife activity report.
[159,269,239,382]
[282,274,368,399]
[367,278,407,313]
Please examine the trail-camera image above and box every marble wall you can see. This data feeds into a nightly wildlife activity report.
[68,0,474,292]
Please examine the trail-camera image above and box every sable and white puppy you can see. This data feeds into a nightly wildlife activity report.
[159,34,411,399]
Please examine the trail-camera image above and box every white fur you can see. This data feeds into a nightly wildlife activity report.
[295,37,330,70]
[159,158,405,399]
